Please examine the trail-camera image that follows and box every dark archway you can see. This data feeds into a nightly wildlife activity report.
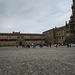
[19,42,22,46]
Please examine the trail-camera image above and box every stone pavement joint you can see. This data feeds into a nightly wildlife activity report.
[0,46,75,75]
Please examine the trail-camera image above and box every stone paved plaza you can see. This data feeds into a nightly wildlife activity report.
[0,46,75,75]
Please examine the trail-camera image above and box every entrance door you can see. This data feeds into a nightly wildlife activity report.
[19,42,22,46]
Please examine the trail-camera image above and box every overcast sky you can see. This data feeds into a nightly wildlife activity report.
[0,0,73,33]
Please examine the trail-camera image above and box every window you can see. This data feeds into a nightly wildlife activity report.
[62,36,63,39]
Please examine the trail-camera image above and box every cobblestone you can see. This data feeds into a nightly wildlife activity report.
[0,46,75,75]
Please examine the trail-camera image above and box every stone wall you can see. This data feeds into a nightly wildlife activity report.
[54,26,66,44]
[43,26,66,44]
[43,29,55,44]
[0,33,45,46]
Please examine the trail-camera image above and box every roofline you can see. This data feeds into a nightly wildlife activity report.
[43,26,65,33]
[0,33,42,35]
[54,26,65,30]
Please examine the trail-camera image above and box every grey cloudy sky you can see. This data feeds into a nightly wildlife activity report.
[0,0,72,33]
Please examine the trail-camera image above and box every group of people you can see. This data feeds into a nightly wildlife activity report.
[16,43,72,48]
[16,44,36,48]
[67,43,72,47]
[16,43,52,48]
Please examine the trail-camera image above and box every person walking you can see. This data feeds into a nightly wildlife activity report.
[67,43,69,48]
[55,44,58,48]
[49,43,51,48]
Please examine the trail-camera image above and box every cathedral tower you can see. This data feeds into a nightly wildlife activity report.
[72,0,75,16]
[70,0,75,33]
[65,0,75,43]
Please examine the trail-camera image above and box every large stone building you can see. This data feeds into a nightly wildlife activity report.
[0,32,45,46]
[43,29,55,44]
[55,26,66,44]
[43,26,66,44]
[0,0,75,46]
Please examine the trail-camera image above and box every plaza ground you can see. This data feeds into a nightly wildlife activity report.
[0,46,75,75]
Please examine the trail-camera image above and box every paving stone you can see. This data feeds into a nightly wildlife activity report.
[0,46,75,75]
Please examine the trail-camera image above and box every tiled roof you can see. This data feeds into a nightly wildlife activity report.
[43,26,65,33]
[0,33,42,35]
[54,26,65,30]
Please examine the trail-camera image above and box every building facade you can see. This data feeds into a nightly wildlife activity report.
[54,26,66,44]
[43,26,66,44]
[0,32,45,46]
[0,0,75,46]
[43,29,55,44]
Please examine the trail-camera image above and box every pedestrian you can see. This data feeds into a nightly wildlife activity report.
[55,44,57,48]
[33,44,36,48]
[67,44,69,47]
[16,45,18,48]
[31,43,34,48]
[49,43,51,48]
[40,44,42,48]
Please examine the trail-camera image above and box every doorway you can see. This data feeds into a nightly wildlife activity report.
[19,42,22,46]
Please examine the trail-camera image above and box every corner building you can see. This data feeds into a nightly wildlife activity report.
[43,26,66,44]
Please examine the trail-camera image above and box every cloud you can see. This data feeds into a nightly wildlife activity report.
[0,0,72,33]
